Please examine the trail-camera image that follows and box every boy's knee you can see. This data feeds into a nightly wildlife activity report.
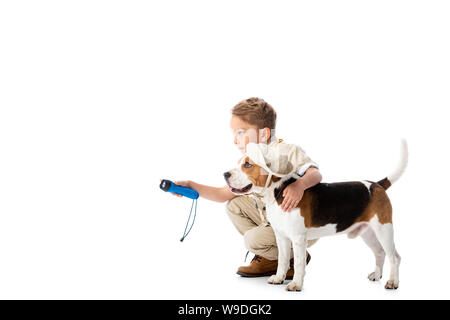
[243,228,259,251]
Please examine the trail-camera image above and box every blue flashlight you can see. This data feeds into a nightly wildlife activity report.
[159,179,199,200]
[160,179,199,241]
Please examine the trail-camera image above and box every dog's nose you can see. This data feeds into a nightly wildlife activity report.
[223,172,231,179]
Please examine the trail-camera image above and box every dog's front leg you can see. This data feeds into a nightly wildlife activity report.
[286,234,307,291]
[267,230,290,285]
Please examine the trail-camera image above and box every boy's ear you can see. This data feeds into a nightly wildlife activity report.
[265,127,271,141]
[259,127,271,142]
[265,127,271,140]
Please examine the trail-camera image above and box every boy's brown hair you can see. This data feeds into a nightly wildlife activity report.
[231,97,277,130]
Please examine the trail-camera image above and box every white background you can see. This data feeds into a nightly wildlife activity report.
[0,1,449,299]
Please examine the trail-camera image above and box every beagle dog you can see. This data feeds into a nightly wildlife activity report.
[224,140,408,291]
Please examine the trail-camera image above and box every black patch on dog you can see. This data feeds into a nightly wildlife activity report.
[307,182,371,232]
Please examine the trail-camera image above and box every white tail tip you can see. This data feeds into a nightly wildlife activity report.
[388,138,408,184]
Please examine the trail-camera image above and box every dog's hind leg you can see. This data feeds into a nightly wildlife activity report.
[360,227,385,281]
[268,230,290,285]
[370,217,401,289]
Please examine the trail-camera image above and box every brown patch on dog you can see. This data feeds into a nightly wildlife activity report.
[270,175,281,185]
[377,177,392,190]
[298,191,315,228]
[241,157,280,187]
[356,184,393,224]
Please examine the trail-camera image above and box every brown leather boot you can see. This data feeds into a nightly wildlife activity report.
[237,255,278,277]
[286,252,311,280]
[237,252,311,278]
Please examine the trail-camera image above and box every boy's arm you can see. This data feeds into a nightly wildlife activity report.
[281,167,322,212]
[296,167,322,190]
[171,180,235,203]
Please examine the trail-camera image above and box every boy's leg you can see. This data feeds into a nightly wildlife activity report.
[226,196,311,277]
[226,196,265,235]
[243,224,279,260]
[226,196,278,276]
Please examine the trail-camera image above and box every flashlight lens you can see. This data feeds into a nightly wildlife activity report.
[160,179,171,191]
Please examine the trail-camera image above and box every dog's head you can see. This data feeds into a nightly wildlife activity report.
[224,156,281,195]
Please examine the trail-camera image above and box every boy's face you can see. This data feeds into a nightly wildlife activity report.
[230,115,268,154]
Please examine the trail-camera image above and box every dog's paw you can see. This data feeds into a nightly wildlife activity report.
[384,280,399,290]
[267,275,284,285]
[286,281,302,292]
[368,271,382,281]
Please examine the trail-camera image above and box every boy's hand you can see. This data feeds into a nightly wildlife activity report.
[281,179,305,212]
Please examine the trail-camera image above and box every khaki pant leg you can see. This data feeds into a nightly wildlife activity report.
[225,196,264,235]
[226,196,282,261]
[242,224,279,261]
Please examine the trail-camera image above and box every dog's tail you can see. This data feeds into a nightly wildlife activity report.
[377,139,408,190]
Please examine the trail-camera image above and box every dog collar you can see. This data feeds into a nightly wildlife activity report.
[249,173,272,197]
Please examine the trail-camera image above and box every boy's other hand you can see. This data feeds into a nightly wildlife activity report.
[281,179,305,212]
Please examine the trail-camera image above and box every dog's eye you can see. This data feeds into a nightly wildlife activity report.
[243,162,252,168]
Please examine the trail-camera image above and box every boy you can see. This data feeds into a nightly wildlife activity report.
[171,97,322,278]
